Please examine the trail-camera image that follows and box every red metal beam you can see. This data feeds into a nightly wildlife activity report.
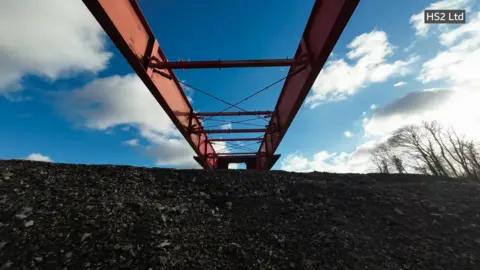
[197,128,267,134]
[257,0,360,170]
[150,58,307,69]
[83,0,359,170]
[196,111,273,117]
[209,138,263,142]
[82,0,217,168]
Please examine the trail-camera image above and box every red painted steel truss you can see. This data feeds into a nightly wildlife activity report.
[82,0,359,170]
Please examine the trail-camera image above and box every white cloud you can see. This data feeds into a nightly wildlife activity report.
[25,153,53,162]
[58,74,202,168]
[0,0,111,94]
[281,141,379,173]
[143,132,200,168]
[364,89,480,139]
[210,140,231,154]
[394,81,407,87]
[362,111,367,116]
[407,8,480,140]
[344,131,353,138]
[228,163,240,169]
[370,104,377,110]
[404,41,417,52]
[410,0,474,36]
[60,74,178,137]
[221,123,232,130]
[306,30,417,108]
[123,139,139,146]
[418,13,480,90]
[281,153,312,172]
[362,117,369,125]
[357,89,480,171]
[179,80,195,104]
[283,2,480,174]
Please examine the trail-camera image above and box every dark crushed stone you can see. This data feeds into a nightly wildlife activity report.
[1,160,480,269]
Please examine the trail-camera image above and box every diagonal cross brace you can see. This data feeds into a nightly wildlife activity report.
[82,0,360,170]
[82,0,218,168]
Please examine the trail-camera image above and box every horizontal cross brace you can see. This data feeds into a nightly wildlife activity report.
[209,138,263,142]
[150,58,308,69]
[195,111,273,117]
[83,0,360,170]
[195,128,267,134]
[210,152,266,156]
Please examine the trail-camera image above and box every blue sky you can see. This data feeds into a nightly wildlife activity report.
[1,0,479,171]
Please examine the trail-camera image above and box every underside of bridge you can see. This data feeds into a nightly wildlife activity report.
[82,0,359,169]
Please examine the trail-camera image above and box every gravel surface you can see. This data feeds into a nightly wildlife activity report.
[1,160,480,269]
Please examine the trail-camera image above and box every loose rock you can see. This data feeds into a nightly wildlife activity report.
[24,220,34,227]
[1,160,480,269]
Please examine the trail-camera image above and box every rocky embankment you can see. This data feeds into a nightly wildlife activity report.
[1,160,480,269]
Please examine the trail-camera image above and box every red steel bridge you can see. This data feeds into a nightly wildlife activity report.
[82,0,359,170]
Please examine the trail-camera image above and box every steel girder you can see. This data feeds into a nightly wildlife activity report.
[82,0,359,170]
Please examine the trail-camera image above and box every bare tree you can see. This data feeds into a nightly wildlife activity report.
[423,121,459,177]
[387,125,442,176]
[371,142,406,174]
[371,147,390,173]
[391,155,406,174]
[370,121,480,180]
[445,128,476,179]
[465,142,480,179]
